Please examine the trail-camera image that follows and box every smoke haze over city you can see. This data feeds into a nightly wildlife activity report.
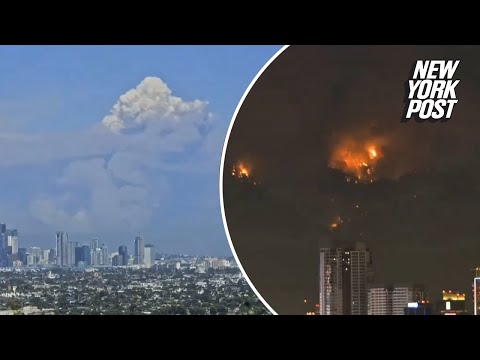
[0,45,282,256]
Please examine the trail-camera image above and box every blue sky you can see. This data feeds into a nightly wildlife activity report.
[0,45,282,255]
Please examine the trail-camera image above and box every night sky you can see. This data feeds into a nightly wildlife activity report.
[223,45,480,314]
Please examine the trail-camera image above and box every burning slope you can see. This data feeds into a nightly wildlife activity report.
[329,136,386,183]
[232,163,250,178]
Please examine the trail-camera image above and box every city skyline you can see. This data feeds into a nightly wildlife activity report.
[0,45,282,256]
[0,219,233,268]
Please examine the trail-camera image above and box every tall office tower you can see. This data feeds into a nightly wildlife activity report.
[42,249,49,264]
[134,235,145,266]
[91,238,99,251]
[144,244,155,267]
[474,276,480,315]
[27,254,35,266]
[48,249,56,264]
[368,287,391,315]
[119,246,128,266]
[7,230,19,254]
[29,247,42,264]
[393,285,427,314]
[11,235,18,255]
[81,245,91,265]
[392,287,412,315]
[75,246,83,266]
[112,254,123,266]
[392,287,422,315]
[319,242,372,315]
[0,223,6,249]
[56,232,69,266]
[101,244,109,266]
[90,248,103,265]
[18,248,27,265]
[94,248,102,265]
[90,248,96,265]
[67,242,75,266]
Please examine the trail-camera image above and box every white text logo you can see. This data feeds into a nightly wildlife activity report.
[403,60,460,122]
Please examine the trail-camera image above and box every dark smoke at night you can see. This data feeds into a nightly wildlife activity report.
[223,45,480,314]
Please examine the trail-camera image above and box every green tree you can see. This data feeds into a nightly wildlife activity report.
[8,301,21,311]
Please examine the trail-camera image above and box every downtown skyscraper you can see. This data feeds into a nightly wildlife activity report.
[319,242,372,315]
[474,268,480,315]
[144,244,155,267]
[119,246,128,266]
[56,231,69,266]
[0,223,6,250]
[134,235,145,266]
[0,223,18,266]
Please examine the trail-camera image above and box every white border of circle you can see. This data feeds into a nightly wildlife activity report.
[219,45,290,316]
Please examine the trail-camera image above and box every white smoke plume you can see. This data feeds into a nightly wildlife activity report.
[102,77,210,134]
[22,76,213,233]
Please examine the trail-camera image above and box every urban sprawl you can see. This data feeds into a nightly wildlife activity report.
[0,222,269,315]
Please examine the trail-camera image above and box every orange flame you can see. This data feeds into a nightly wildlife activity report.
[232,162,250,178]
[239,164,249,177]
[329,138,383,183]
[330,216,343,230]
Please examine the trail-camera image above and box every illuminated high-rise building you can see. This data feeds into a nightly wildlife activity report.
[368,287,391,315]
[473,268,480,315]
[439,290,467,315]
[319,242,372,315]
[392,286,427,315]
[369,285,427,315]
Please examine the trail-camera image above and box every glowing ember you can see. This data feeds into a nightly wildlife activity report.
[329,137,383,183]
[232,162,251,179]
[239,165,249,177]
[330,216,343,230]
